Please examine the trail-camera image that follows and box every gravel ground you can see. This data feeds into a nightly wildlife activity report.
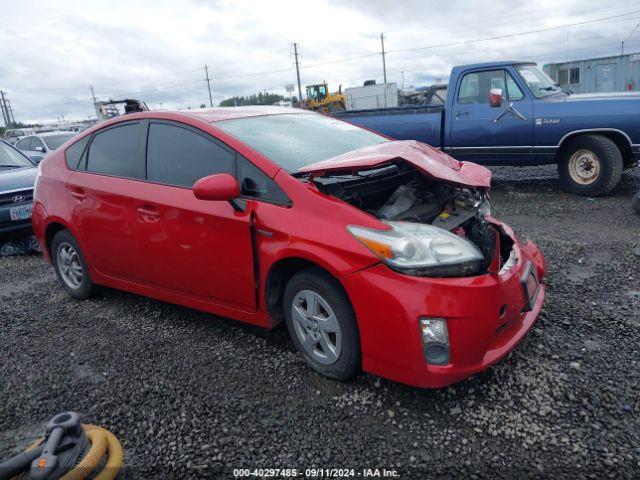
[1,166,639,479]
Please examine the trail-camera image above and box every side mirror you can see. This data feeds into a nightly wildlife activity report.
[489,88,503,108]
[193,173,240,201]
[34,146,45,153]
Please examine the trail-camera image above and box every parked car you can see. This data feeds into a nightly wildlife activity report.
[15,131,76,163]
[32,107,546,388]
[333,61,640,196]
[2,128,34,145]
[0,140,36,237]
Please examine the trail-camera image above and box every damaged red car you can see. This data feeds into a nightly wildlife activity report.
[32,107,545,388]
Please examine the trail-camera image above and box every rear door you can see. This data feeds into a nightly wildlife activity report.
[67,121,146,280]
[133,121,256,310]
[450,69,533,163]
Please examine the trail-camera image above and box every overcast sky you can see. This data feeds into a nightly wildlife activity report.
[1,0,640,123]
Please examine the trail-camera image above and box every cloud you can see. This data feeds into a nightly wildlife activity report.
[0,0,639,123]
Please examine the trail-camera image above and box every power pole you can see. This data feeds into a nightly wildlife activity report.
[0,90,11,128]
[380,33,387,84]
[90,85,97,104]
[293,43,303,103]
[0,91,8,127]
[622,23,640,56]
[7,99,15,125]
[204,65,213,107]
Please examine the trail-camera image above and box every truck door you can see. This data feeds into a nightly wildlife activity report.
[450,69,533,164]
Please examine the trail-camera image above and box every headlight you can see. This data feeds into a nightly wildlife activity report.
[347,221,484,277]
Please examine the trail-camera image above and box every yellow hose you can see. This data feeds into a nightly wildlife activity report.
[12,424,124,480]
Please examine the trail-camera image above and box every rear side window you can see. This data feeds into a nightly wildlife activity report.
[237,155,290,205]
[86,123,144,179]
[146,122,234,188]
[65,135,91,170]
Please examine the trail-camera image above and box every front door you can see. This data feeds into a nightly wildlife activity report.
[449,69,533,164]
[134,121,256,310]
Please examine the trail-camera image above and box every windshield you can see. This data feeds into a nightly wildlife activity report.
[43,134,74,150]
[0,142,33,168]
[216,113,388,172]
[516,65,564,98]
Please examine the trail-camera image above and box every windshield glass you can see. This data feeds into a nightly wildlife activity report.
[0,142,33,168]
[216,113,388,172]
[516,65,564,98]
[43,134,74,150]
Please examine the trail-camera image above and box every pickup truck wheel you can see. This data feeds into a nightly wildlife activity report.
[283,268,361,380]
[558,134,623,196]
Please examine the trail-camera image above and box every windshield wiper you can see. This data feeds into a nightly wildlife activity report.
[0,164,22,168]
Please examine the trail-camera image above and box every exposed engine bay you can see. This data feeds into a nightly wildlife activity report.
[312,162,508,275]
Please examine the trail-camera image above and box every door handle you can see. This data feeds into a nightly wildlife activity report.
[137,206,160,222]
[454,111,469,119]
[69,190,86,201]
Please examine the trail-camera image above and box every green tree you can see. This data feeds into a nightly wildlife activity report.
[219,92,286,107]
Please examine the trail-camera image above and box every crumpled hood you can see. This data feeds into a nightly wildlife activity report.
[298,140,491,188]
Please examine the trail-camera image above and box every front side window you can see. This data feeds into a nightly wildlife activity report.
[457,70,506,104]
[32,137,45,150]
[86,123,144,179]
[146,123,234,188]
[43,134,74,150]
[237,155,290,205]
[506,72,524,101]
[216,113,388,172]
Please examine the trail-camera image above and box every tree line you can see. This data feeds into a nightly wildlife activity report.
[219,92,287,107]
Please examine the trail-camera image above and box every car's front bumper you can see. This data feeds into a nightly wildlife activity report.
[342,221,546,388]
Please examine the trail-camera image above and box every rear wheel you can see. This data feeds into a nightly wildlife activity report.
[52,230,97,300]
[558,134,623,196]
[283,268,360,380]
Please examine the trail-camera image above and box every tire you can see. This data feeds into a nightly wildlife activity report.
[283,267,361,380]
[558,134,623,196]
[51,230,98,300]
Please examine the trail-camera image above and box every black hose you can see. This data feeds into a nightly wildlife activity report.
[0,443,43,480]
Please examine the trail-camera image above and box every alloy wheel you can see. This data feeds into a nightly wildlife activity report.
[291,289,342,365]
[57,242,83,289]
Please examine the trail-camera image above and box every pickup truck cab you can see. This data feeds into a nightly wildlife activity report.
[334,61,640,196]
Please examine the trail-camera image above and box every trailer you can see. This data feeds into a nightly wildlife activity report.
[345,82,398,110]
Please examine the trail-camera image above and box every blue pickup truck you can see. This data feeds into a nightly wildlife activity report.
[333,61,640,196]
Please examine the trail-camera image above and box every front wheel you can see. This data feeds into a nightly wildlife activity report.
[283,268,361,380]
[558,134,623,196]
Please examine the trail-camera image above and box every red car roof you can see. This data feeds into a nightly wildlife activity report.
[184,106,308,123]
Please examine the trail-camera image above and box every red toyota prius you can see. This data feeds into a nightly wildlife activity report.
[32,107,545,388]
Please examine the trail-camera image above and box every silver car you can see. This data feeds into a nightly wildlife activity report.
[15,131,76,163]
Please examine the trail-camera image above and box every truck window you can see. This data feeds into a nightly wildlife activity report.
[458,70,506,104]
[506,73,524,101]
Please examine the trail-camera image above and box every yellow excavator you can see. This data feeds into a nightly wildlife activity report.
[302,82,346,112]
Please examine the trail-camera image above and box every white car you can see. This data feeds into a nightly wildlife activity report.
[15,131,76,163]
